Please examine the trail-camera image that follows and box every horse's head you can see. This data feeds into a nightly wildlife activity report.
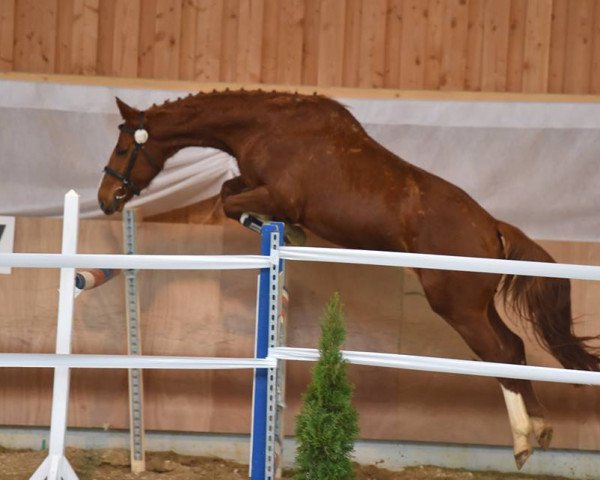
[98,98,166,215]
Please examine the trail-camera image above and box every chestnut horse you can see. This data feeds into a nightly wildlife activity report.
[97,90,599,468]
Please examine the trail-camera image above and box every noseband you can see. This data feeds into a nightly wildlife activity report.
[103,112,160,197]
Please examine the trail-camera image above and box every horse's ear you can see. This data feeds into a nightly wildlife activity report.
[115,97,139,121]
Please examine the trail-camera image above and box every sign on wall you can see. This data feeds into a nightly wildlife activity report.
[0,216,15,274]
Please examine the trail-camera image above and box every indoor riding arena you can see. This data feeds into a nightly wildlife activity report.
[1,1,600,479]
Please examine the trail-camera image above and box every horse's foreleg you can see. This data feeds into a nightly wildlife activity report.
[220,179,278,230]
[221,185,306,245]
[220,176,250,206]
[222,184,277,218]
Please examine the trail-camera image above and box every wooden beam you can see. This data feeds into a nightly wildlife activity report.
[465,0,484,91]
[481,0,510,92]
[55,0,75,74]
[357,0,386,88]
[424,0,444,90]
[260,0,278,84]
[439,0,469,90]
[317,0,346,87]
[220,0,239,82]
[153,0,182,80]
[522,0,552,93]
[547,0,569,93]
[342,0,361,87]
[276,0,304,85]
[399,0,426,89]
[563,0,594,94]
[236,0,264,84]
[137,0,156,78]
[383,0,403,88]
[113,0,140,78]
[591,0,600,94]
[13,0,58,73]
[301,0,321,86]
[0,0,16,72]
[179,0,198,81]
[195,0,224,82]
[506,0,527,92]
[3,71,600,103]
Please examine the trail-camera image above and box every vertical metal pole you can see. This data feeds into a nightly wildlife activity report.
[251,222,284,480]
[123,209,146,473]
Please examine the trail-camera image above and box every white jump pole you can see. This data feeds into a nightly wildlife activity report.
[279,246,600,281]
[0,253,270,270]
[31,190,80,480]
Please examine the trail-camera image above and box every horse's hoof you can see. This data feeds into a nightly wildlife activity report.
[532,418,553,449]
[285,224,306,246]
[514,448,533,470]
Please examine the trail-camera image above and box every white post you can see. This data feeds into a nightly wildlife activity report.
[31,190,80,480]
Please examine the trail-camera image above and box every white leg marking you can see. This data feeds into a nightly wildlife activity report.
[501,385,532,436]
[501,385,533,468]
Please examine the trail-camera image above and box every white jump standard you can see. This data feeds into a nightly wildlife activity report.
[0,191,285,480]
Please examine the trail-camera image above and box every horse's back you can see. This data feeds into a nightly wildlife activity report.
[246,95,503,260]
[292,137,502,259]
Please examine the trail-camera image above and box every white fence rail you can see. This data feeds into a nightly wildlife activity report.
[0,353,276,370]
[0,253,270,270]
[271,347,600,386]
[280,246,600,281]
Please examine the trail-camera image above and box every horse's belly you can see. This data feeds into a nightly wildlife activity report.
[302,206,408,252]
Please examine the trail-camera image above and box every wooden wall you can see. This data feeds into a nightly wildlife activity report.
[1,0,600,94]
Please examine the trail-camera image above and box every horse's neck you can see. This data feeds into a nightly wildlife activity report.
[150,95,264,157]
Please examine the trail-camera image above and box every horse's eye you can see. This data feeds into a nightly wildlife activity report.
[116,147,128,156]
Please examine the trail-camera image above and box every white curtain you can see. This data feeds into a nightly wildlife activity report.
[0,79,599,241]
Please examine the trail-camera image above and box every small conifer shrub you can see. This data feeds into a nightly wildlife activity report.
[294,293,359,480]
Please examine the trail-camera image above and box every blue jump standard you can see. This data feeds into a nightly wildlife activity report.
[251,222,284,480]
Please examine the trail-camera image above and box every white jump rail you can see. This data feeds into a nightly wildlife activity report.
[271,347,600,386]
[279,246,600,281]
[275,246,600,388]
[0,253,271,270]
[0,354,276,369]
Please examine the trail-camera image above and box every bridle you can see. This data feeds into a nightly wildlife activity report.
[103,112,161,198]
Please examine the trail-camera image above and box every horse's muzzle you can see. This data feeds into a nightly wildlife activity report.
[99,199,118,215]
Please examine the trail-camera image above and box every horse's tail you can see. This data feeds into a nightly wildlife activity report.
[497,221,600,371]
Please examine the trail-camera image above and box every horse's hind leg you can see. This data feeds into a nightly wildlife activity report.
[451,309,536,468]
[419,270,543,469]
[487,303,553,450]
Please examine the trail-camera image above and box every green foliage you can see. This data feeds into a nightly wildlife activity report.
[294,293,359,480]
